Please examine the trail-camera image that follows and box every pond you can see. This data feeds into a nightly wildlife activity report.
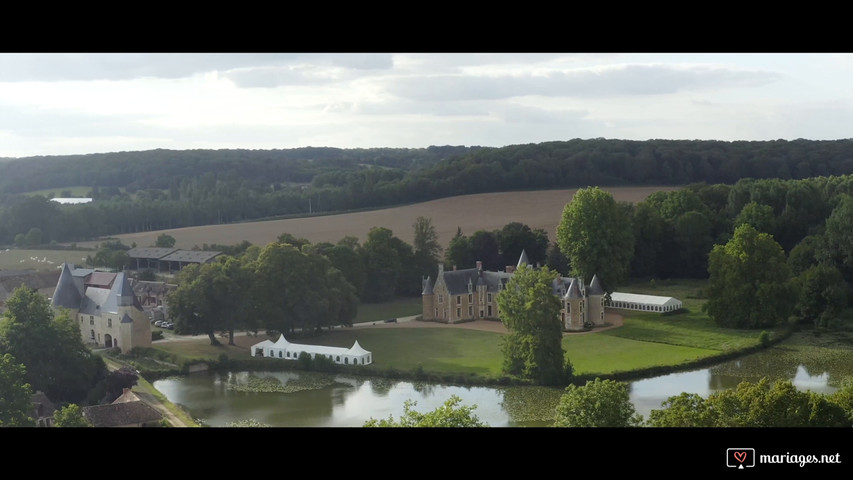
[153,338,853,427]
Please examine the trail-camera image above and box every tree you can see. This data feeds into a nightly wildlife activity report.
[497,264,569,385]
[0,286,106,403]
[154,233,176,248]
[553,378,642,427]
[704,224,796,329]
[794,264,847,328]
[498,222,548,268]
[53,404,92,427]
[412,216,442,260]
[103,366,139,403]
[818,195,853,282]
[363,395,486,427]
[557,187,634,289]
[0,353,34,427]
[168,256,258,345]
[444,228,473,271]
[254,242,357,334]
[647,378,851,427]
[359,227,402,302]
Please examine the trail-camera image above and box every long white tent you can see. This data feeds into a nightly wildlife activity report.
[607,292,683,313]
[251,334,372,366]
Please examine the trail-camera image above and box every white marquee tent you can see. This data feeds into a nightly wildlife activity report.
[606,292,683,313]
[251,335,372,366]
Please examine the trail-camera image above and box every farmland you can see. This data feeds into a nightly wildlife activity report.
[70,186,678,250]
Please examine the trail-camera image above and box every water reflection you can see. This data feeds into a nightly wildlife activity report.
[154,345,853,427]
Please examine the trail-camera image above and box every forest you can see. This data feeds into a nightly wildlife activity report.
[3,138,853,245]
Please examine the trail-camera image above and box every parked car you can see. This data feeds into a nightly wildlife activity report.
[384,318,397,323]
[163,322,175,330]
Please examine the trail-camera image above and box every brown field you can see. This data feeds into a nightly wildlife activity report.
[75,186,679,250]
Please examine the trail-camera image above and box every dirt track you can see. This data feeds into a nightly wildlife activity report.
[73,186,677,250]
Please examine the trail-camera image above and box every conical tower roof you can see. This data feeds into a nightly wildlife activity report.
[588,274,605,295]
[516,249,530,269]
[564,278,583,299]
[51,263,81,309]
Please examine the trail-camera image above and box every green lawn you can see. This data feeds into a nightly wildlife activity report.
[146,280,778,383]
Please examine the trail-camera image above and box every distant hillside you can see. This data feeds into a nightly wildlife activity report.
[3,138,853,246]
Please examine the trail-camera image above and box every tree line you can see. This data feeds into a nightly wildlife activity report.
[4,138,853,245]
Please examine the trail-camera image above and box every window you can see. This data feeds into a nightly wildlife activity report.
[438,294,443,304]
[487,305,492,317]
[107,318,112,328]
[468,306,473,317]
[90,330,95,340]
[456,295,461,305]
[456,308,461,318]
[562,312,565,324]
[89,316,94,325]
[468,293,473,303]
[336,356,340,362]
[487,293,492,303]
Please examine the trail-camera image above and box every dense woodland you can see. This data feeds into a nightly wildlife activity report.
[3,138,853,245]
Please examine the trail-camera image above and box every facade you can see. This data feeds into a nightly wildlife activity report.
[251,334,373,366]
[421,251,607,331]
[51,263,152,353]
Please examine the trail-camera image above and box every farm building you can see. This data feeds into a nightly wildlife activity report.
[50,263,152,353]
[606,292,683,313]
[127,247,221,274]
[251,335,373,366]
[422,250,681,331]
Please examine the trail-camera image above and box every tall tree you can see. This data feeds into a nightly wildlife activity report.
[497,265,570,386]
[154,233,176,248]
[412,216,442,260]
[557,187,634,289]
[0,353,34,427]
[704,224,796,328]
[0,287,106,403]
[553,378,642,427]
[794,264,847,328]
[360,227,402,302]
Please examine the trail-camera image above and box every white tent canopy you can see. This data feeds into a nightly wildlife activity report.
[607,292,683,313]
[251,335,372,366]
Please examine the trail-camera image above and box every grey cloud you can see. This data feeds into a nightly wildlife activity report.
[385,64,782,101]
[0,53,370,82]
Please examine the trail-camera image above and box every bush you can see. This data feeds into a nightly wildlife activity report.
[152,330,163,341]
[759,330,770,347]
[297,352,313,369]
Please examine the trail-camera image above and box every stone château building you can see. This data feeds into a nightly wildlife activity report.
[421,250,607,331]
[51,263,152,353]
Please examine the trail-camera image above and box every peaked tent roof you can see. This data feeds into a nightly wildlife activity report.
[349,340,370,356]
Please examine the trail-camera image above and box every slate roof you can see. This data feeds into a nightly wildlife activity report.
[516,249,530,269]
[127,247,178,260]
[421,276,433,295]
[86,271,117,288]
[31,391,56,420]
[564,278,584,299]
[440,268,513,295]
[588,274,605,295]
[159,250,221,263]
[51,263,82,309]
[82,401,163,427]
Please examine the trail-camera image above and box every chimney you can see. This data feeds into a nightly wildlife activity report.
[506,266,515,274]
[476,261,482,271]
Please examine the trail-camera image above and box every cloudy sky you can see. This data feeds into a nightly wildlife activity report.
[1,53,851,158]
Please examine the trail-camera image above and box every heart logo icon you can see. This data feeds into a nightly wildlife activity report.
[734,451,747,463]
